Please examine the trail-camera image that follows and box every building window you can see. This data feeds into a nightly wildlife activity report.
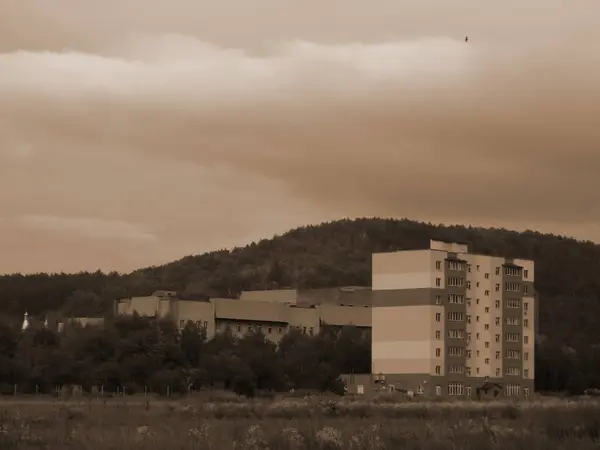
[495,334,500,342]
[448,347,463,356]
[485,341,490,348]
[466,366,471,375]
[476,298,480,304]
[506,349,521,359]
[436,261,441,270]
[278,327,283,333]
[448,383,464,396]
[447,277,465,287]
[495,300,501,308]
[448,364,464,374]
[495,267,500,275]
[524,319,529,328]
[476,265,480,271]
[435,365,441,374]
[524,387,530,398]
[436,313,441,322]
[436,385,442,395]
[496,368,501,376]
[466,349,472,358]
[504,266,522,277]
[505,384,520,397]
[467,315,471,324]
[467,332,472,341]
[435,295,442,305]
[476,282,480,288]
[436,278,441,287]
[179,320,185,329]
[237,325,242,332]
[268,327,272,334]
[524,302,529,311]
[476,367,480,374]
[505,316,521,326]
[524,369,529,378]
[466,281,471,289]
[448,294,465,304]
[524,269,529,279]
[496,351,500,359]
[417,385,424,395]
[436,330,441,339]
[495,283,500,292]
[436,348,441,357]
[506,367,521,376]
[507,299,521,308]
[448,329,465,339]
[467,264,472,272]
[485,273,489,279]
[505,333,521,342]
[484,358,490,364]
[485,307,490,313]
[524,335,529,344]
[484,290,490,296]
[476,316,480,322]
[484,324,489,330]
[524,352,529,361]
[448,312,464,322]
[448,260,465,271]
[523,285,529,294]
[476,333,480,340]
[505,282,521,292]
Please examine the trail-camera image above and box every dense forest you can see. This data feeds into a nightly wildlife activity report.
[0,315,368,397]
[1,217,600,393]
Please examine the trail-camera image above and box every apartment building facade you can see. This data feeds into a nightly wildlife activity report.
[366,239,535,399]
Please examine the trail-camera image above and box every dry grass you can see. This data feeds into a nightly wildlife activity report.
[1,394,599,449]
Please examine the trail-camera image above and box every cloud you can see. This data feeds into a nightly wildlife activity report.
[1,0,600,272]
[15,215,157,243]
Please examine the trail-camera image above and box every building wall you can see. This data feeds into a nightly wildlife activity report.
[372,304,441,375]
[239,289,298,304]
[174,300,216,338]
[463,254,506,380]
[320,304,371,327]
[372,250,443,290]
[288,305,320,335]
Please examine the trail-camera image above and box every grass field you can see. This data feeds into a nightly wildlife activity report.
[1,393,599,449]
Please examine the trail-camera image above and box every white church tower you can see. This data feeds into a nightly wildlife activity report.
[21,311,29,331]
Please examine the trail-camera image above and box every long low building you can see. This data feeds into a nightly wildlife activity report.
[114,287,372,342]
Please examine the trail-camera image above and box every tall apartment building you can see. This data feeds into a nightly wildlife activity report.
[365,239,535,399]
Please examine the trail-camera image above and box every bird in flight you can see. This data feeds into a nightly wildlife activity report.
[465,36,469,42]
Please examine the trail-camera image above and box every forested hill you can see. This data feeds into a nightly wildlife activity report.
[2,218,600,349]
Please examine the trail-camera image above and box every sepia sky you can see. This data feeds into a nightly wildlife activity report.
[1,0,600,274]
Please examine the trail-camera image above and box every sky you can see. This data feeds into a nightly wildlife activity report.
[1,0,600,274]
